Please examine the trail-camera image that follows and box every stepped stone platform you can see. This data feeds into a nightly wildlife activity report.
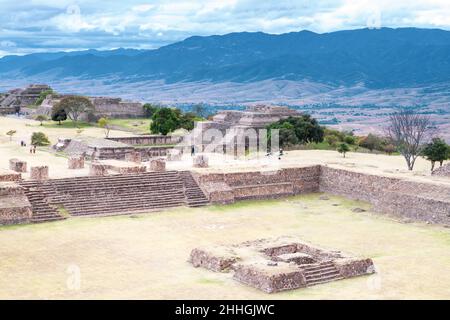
[19,171,208,221]
[0,182,33,225]
[190,237,375,293]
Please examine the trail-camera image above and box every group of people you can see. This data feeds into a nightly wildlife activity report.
[20,140,36,154]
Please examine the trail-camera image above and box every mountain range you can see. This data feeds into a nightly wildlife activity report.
[1,27,450,88]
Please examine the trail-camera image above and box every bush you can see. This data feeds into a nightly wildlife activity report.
[150,107,180,135]
[337,143,350,158]
[31,132,50,146]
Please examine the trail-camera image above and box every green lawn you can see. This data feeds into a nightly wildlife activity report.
[108,118,151,134]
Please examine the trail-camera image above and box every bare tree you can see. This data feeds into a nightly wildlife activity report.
[386,109,433,170]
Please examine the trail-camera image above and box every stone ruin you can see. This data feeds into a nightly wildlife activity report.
[30,166,49,181]
[89,162,108,176]
[193,155,209,168]
[432,163,450,177]
[150,159,166,172]
[0,84,51,114]
[9,159,27,173]
[68,156,85,169]
[190,237,375,293]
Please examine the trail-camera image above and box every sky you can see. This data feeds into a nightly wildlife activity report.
[0,0,449,57]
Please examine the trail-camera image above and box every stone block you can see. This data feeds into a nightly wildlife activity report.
[193,155,209,168]
[89,163,108,176]
[150,159,166,172]
[9,159,27,173]
[68,156,85,169]
[30,166,49,181]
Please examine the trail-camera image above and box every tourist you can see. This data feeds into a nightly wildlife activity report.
[33,145,36,154]
[191,145,195,156]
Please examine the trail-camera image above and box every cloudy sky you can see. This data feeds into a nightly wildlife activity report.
[0,0,449,56]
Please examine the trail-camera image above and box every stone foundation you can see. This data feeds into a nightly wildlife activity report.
[432,163,450,177]
[190,237,375,293]
[167,149,182,161]
[9,159,27,173]
[150,159,166,172]
[193,155,209,168]
[89,163,108,176]
[68,156,85,169]
[30,166,49,181]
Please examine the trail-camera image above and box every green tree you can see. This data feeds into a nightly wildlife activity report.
[344,135,356,145]
[325,135,339,147]
[31,132,50,146]
[34,114,47,126]
[51,104,67,125]
[421,138,450,171]
[179,112,198,131]
[267,114,324,147]
[150,107,180,135]
[98,117,111,138]
[6,130,16,141]
[337,143,350,158]
[34,89,54,106]
[55,95,95,126]
[383,144,396,155]
[143,103,160,118]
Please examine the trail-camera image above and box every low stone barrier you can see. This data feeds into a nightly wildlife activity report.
[30,166,49,181]
[9,159,27,173]
[68,156,85,169]
[150,159,166,172]
[89,163,108,176]
[167,149,182,161]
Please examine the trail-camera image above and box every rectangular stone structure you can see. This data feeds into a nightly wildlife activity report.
[9,159,27,173]
[30,166,49,181]
[89,163,108,176]
[150,159,166,172]
[125,151,142,163]
[68,156,85,169]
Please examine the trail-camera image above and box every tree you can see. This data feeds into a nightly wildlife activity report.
[386,109,433,170]
[143,103,160,118]
[325,135,339,147]
[31,132,50,146]
[344,135,356,145]
[421,138,450,171]
[267,114,324,147]
[6,130,16,141]
[51,104,67,125]
[358,134,382,152]
[98,117,111,138]
[34,89,54,106]
[337,143,350,158]
[55,95,95,126]
[34,114,47,126]
[179,112,198,131]
[150,107,180,135]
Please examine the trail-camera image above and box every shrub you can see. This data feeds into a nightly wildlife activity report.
[31,132,50,146]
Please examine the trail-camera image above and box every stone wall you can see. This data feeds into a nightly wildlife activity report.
[194,166,321,203]
[107,135,182,146]
[0,170,21,182]
[0,183,32,225]
[320,166,450,224]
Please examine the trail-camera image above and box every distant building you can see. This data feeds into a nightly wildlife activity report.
[0,84,51,114]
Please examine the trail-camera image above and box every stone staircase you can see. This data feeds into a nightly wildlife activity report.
[19,171,209,220]
[19,184,66,223]
[301,261,343,286]
[180,171,209,207]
